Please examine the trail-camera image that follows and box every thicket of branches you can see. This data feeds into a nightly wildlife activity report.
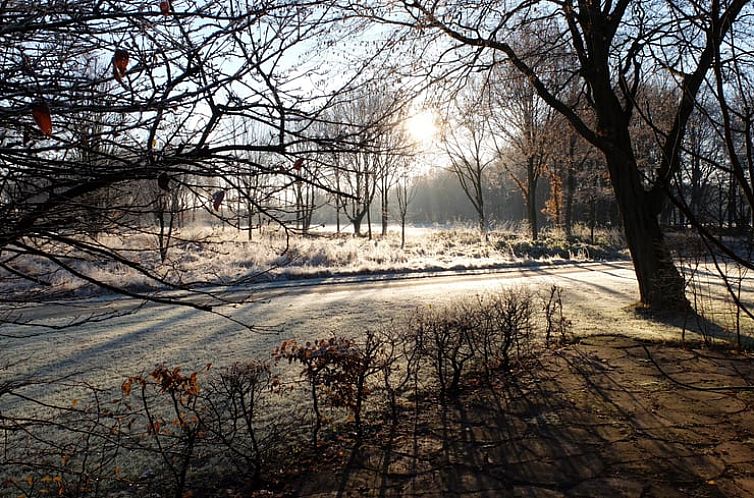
[0,0,420,328]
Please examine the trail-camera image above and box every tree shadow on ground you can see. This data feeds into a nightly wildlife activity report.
[630,304,754,350]
[296,335,754,497]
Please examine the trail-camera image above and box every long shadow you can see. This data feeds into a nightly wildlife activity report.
[435,394,504,496]
[1,304,233,414]
[482,357,613,490]
[576,260,638,280]
[520,264,635,299]
[557,338,745,489]
[634,305,754,349]
[303,335,754,496]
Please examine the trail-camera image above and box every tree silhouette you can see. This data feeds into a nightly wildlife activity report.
[352,0,752,310]
[0,0,348,327]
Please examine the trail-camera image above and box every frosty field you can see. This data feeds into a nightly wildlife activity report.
[3,259,752,408]
[0,223,628,301]
[2,227,754,497]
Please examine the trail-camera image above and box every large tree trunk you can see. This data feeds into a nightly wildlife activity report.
[606,152,687,310]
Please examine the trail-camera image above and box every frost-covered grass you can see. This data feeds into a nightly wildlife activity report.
[2,223,628,299]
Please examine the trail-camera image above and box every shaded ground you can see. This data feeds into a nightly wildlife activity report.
[293,335,754,497]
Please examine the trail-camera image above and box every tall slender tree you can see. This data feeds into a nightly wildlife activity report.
[442,83,496,238]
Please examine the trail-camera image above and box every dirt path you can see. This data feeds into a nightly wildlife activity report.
[293,335,754,497]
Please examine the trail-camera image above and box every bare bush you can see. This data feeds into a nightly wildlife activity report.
[350,329,399,435]
[203,361,276,482]
[0,378,130,498]
[543,285,572,347]
[486,288,536,368]
[414,305,476,395]
[411,287,548,395]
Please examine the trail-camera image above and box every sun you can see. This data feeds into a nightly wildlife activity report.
[405,109,438,145]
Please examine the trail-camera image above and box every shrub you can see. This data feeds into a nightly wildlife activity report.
[273,337,361,447]
[121,365,207,498]
[410,287,547,395]
[474,288,536,371]
[413,304,476,395]
[203,360,276,481]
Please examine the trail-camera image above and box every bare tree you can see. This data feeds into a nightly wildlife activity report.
[489,67,555,241]
[395,169,417,249]
[0,0,364,329]
[376,122,412,236]
[350,0,752,310]
[673,36,754,325]
[711,43,754,232]
[325,84,409,237]
[668,95,725,227]
[441,85,496,238]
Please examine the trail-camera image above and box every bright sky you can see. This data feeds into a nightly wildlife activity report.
[405,109,438,146]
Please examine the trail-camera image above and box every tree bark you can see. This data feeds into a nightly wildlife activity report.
[381,190,389,236]
[353,217,362,236]
[247,200,253,241]
[605,151,687,310]
[336,174,341,233]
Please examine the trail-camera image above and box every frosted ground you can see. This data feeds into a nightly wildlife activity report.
[1,223,751,401]
[2,226,754,496]
[0,223,627,300]
[3,259,752,410]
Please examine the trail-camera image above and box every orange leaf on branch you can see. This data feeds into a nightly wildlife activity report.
[113,49,129,82]
[31,100,52,137]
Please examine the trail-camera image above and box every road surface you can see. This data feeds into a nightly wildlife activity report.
[0,260,744,393]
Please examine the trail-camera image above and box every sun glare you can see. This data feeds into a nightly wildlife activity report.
[406,110,438,145]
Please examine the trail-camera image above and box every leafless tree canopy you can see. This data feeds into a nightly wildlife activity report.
[338,0,754,311]
[0,0,394,318]
[2,0,753,320]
